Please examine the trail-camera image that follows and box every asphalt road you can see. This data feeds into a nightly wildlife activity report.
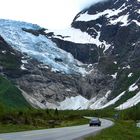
[0,118,113,140]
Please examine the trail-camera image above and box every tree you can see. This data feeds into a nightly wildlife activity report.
[54,108,59,117]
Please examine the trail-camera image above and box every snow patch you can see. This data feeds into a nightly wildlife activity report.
[21,60,28,64]
[65,89,72,92]
[58,96,89,110]
[44,91,112,110]
[1,50,6,54]
[128,73,133,78]
[116,91,140,110]
[76,8,123,22]
[109,15,129,26]
[101,91,126,109]
[111,72,117,79]
[122,65,131,69]
[89,90,111,109]
[47,27,111,52]
[132,20,140,26]
[39,64,49,69]
[10,52,15,55]
[46,27,97,44]
[129,83,138,92]
[20,64,27,70]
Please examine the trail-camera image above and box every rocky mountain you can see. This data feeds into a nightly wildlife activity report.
[0,0,140,110]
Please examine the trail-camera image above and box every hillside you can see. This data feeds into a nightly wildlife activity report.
[0,0,139,110]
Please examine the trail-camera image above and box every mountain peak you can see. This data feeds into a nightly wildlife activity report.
[0,0,140,110]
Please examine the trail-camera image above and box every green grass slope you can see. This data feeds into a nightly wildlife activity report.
[0,75,30,110]
[85,121,140,140]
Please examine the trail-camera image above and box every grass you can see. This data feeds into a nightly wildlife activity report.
[0,124,41,133]
[85,120,140,140]
[0,106,140,137]
[0,109,115,133]
[0,76,30,110]
[0,119,88,134]
[60,118,88,127]
[0,75,140,137]
[0,115,88,133]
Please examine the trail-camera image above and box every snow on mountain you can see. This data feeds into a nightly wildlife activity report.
[100,91,126,109]
[0,19,87,75]
[21,89,114,110]
[111,72,118,79]
[132,20,140,26]
[44,91,112,110]
[43,0,140,110]
[75,8,123,22]
[0,0,139,111]
[46,27,110,52]
[46,27,93,44]
[75,0,140,27]
[52,90,124,110]
[128,73,133,77]
[129,83,138,92]
[47,0,140,54]
[56,96,89,110]
[75,6,133,27]
[116,91,140,110]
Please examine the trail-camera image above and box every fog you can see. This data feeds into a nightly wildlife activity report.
[0,0,108,29]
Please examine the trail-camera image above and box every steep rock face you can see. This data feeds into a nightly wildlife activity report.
[46,0,140,109]
[74,0,140,108]
[0,0,140,110]
[0,35,23,78]
[50,38,98,64]
[0,30,97,109]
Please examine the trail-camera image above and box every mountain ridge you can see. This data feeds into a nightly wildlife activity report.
[0,0,140,110]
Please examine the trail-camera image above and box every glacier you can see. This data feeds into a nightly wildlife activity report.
[0,19,87,75]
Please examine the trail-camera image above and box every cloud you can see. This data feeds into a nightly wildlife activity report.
[0,0,108,29]
[76,0,108,10]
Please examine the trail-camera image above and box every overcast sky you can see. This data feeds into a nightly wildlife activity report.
[0,0,106,29]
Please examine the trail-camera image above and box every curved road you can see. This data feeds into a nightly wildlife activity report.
[0,118,113,140]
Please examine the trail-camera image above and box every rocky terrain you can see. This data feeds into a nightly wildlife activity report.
[0,0,140,110]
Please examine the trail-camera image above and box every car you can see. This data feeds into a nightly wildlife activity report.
[89,118,101,126]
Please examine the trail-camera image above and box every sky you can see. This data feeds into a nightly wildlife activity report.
[0,0,106,29]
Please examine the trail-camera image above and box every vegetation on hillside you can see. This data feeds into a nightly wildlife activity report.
[0,105,139,133]
[85,120,140,140]
[0,75,140,137]
[85,104,140,140]
[0,76,30,110]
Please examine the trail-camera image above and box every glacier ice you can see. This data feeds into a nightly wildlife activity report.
[0,19,87,75]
